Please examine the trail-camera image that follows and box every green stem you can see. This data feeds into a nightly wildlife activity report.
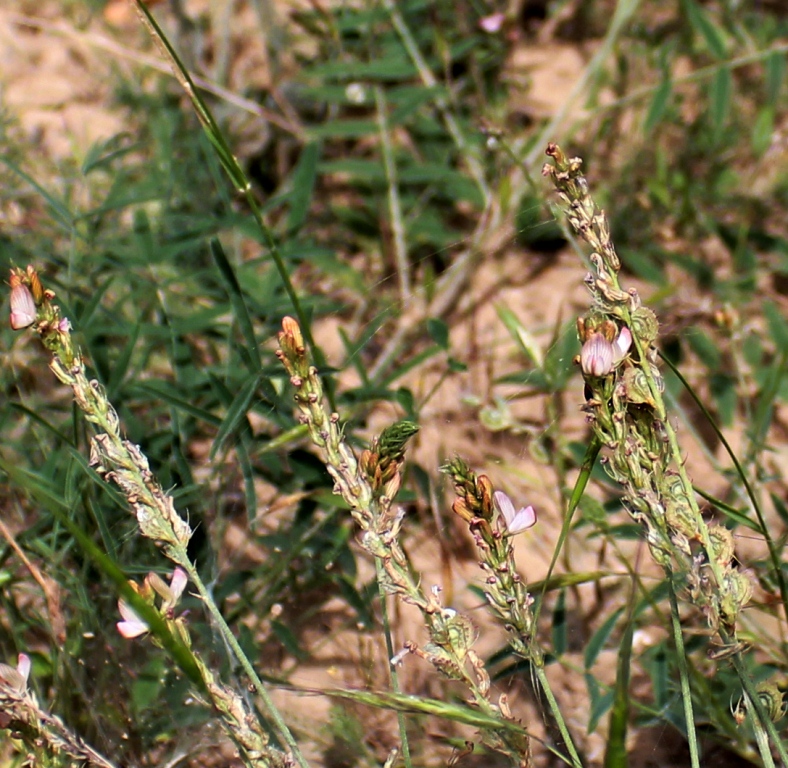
[745,692,777,768]
[375,86,412,310]
[177,554,310,768]
[667,573,700,768]
[381,0,490,205]
[727,638,788,767]
[375,558,413,768]
[532,663,584,768]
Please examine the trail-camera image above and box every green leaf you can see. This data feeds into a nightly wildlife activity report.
[287,141,322,234]
[309,120,379,139]
[320,158,387,182]
[210,372,263,460]
[426,317,450,349]
[766,49,785,104]
[585,608,623,670]
[0,158,74,231]
[208,373,257,518]
[682,0,726,59]
[604,616,634,768]
[771,492,788,527]
[106,322,141,399]
[650,644,669,709]
[752,106,775,157]
[314,689,529,734]
[644,76,673,134]
[710,66,732,135]
[586,673,614,733]
[210,238,262,372]
[309,58,418,81]
[131,382,222,425]
[271,620,307,660]
[496,304,544,368]
[763,301,788,352]
[687,328,721,369]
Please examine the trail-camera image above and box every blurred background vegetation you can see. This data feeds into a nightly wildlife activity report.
[1,0,788,765]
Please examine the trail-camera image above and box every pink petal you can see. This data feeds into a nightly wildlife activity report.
[508,505,537,534]
[117,600,148,638]
[494,491,537,535]
[9,284,36,330]
[580,333,614,377]
[613,326,632,361]
[479,12,505,33]
[170,567,188,600]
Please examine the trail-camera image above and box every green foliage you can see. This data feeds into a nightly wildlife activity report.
[2,0,788,766]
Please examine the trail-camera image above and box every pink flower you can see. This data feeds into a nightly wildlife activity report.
[149,567,188,616]
[493,491,537,535]
[479,12,505,33]
[0,653,30,691]
[9,283,36,330]
[117,600,149,639]
[580,326,632,377]
[117,568,188,639]
[0,654,31,728]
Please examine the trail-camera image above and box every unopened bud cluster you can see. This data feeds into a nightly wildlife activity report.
[543,145,751,640]
[443,459,538,660]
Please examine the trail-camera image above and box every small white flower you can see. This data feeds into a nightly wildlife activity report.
[345,82,367,104]
[493,491,537,535]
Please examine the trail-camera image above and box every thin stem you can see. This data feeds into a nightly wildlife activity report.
[375,86,412,310]
[375,558,413,768]
[728,643,788,767]
[746,693,777,768]
[178,555,310,768]
[532,664,584,768]
[667,573,700,768]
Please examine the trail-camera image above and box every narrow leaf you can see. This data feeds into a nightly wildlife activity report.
[210,372,263,459]
[644,77,673,135]
[710,67,732,135]
[287,141,322,234]
[682,0,726,59]
[210,238,262,372]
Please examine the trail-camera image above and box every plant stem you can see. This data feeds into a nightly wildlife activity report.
[667,573,700,768]
[375,558,413,768]
[178,555,310,768]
